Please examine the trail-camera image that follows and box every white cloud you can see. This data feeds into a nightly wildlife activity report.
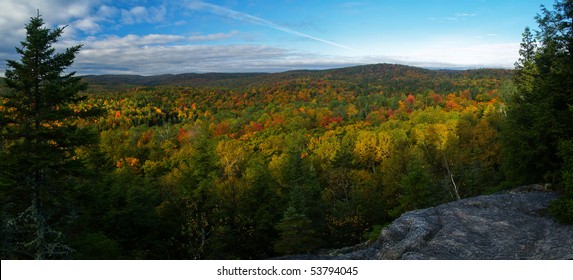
[96,5,119,18]
[429,11,478,23]
[58,32,308,74]
[79,31,238,50]
[393,42,519,68]
[72,17,102,34]
[0,1,103,50]
[188,30,239,41]
[71,34,182,56]
[120,5,166,25]
[66,33,370,75]
[0,1,168,48]
[74,43,291,74]
[454,12,477,17]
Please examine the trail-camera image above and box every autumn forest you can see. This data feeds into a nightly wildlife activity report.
[0,61,521,259]
[1,1,573,260]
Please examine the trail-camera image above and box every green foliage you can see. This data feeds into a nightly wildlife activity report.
[0,13,102,259]
[364,224,384,243]
[558,139,573,198]
[550,139,573,224]
[71,232,123,260]
[549,198,573,224]
[502,0,573,187]
[501,0,573,223]
[274,206,321,255]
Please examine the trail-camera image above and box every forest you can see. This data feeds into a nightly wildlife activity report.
[1,1,572,260]
[0,63,517,259]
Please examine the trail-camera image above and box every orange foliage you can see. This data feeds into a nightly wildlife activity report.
[212,122,230,136]
[406,94,415,105]
[320,116,343,128]
[265,114,285,127]
[176,128,191,144]
[125,157,140,167]
[445,94,461,110]
[387,108,394,118]
[249,122,265,132]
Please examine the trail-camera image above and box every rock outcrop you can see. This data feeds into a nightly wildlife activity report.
[325,185,573,260]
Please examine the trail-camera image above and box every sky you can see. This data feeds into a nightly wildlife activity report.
[0,0,556,75]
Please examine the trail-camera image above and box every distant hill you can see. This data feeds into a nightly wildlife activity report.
[6,63,513,94]
[81,72,267,90]
[81,63,513,93]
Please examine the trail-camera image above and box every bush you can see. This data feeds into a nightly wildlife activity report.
[549,198,573,224]
[551,139,573,224]
[364,224,384,243]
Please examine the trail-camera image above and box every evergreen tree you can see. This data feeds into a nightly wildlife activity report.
[513,27,538,98]
[502,0,573,186]
[273,205,319,255]
[0,13,102,259]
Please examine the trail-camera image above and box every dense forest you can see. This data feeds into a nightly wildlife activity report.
[78,65,513,259]
[1,1,572,260]
[1,63,517,259]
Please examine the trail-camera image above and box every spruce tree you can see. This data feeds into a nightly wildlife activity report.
[502,0,573,186]
[0,13,102,259]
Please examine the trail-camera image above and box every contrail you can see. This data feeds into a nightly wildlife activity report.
[187,1,363,54]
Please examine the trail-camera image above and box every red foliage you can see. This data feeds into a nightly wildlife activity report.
[266,115,285,127]
[250,122,265,132]
[320,115,343,127]
[406,94,415,105]
[387,108,394,117]
[213,122,230,136]
[176,128,191,144]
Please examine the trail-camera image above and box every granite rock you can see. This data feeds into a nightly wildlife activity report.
[335,185,573,260]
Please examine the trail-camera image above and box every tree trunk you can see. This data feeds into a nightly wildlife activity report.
[443,154,461,200]
[32,188,46,260]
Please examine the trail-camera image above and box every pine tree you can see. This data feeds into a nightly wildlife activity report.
[0,12,102,259]
[502,0,573,186]
[273,205,319,255]
[513,27,538,97]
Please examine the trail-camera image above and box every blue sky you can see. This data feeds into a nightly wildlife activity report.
[0,0,555,75]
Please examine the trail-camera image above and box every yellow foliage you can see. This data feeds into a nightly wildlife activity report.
[268,153,288,185]
[216,139,248,178]
[346,103,359,118]
[308,133,341,169]
[354,131,392,166]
